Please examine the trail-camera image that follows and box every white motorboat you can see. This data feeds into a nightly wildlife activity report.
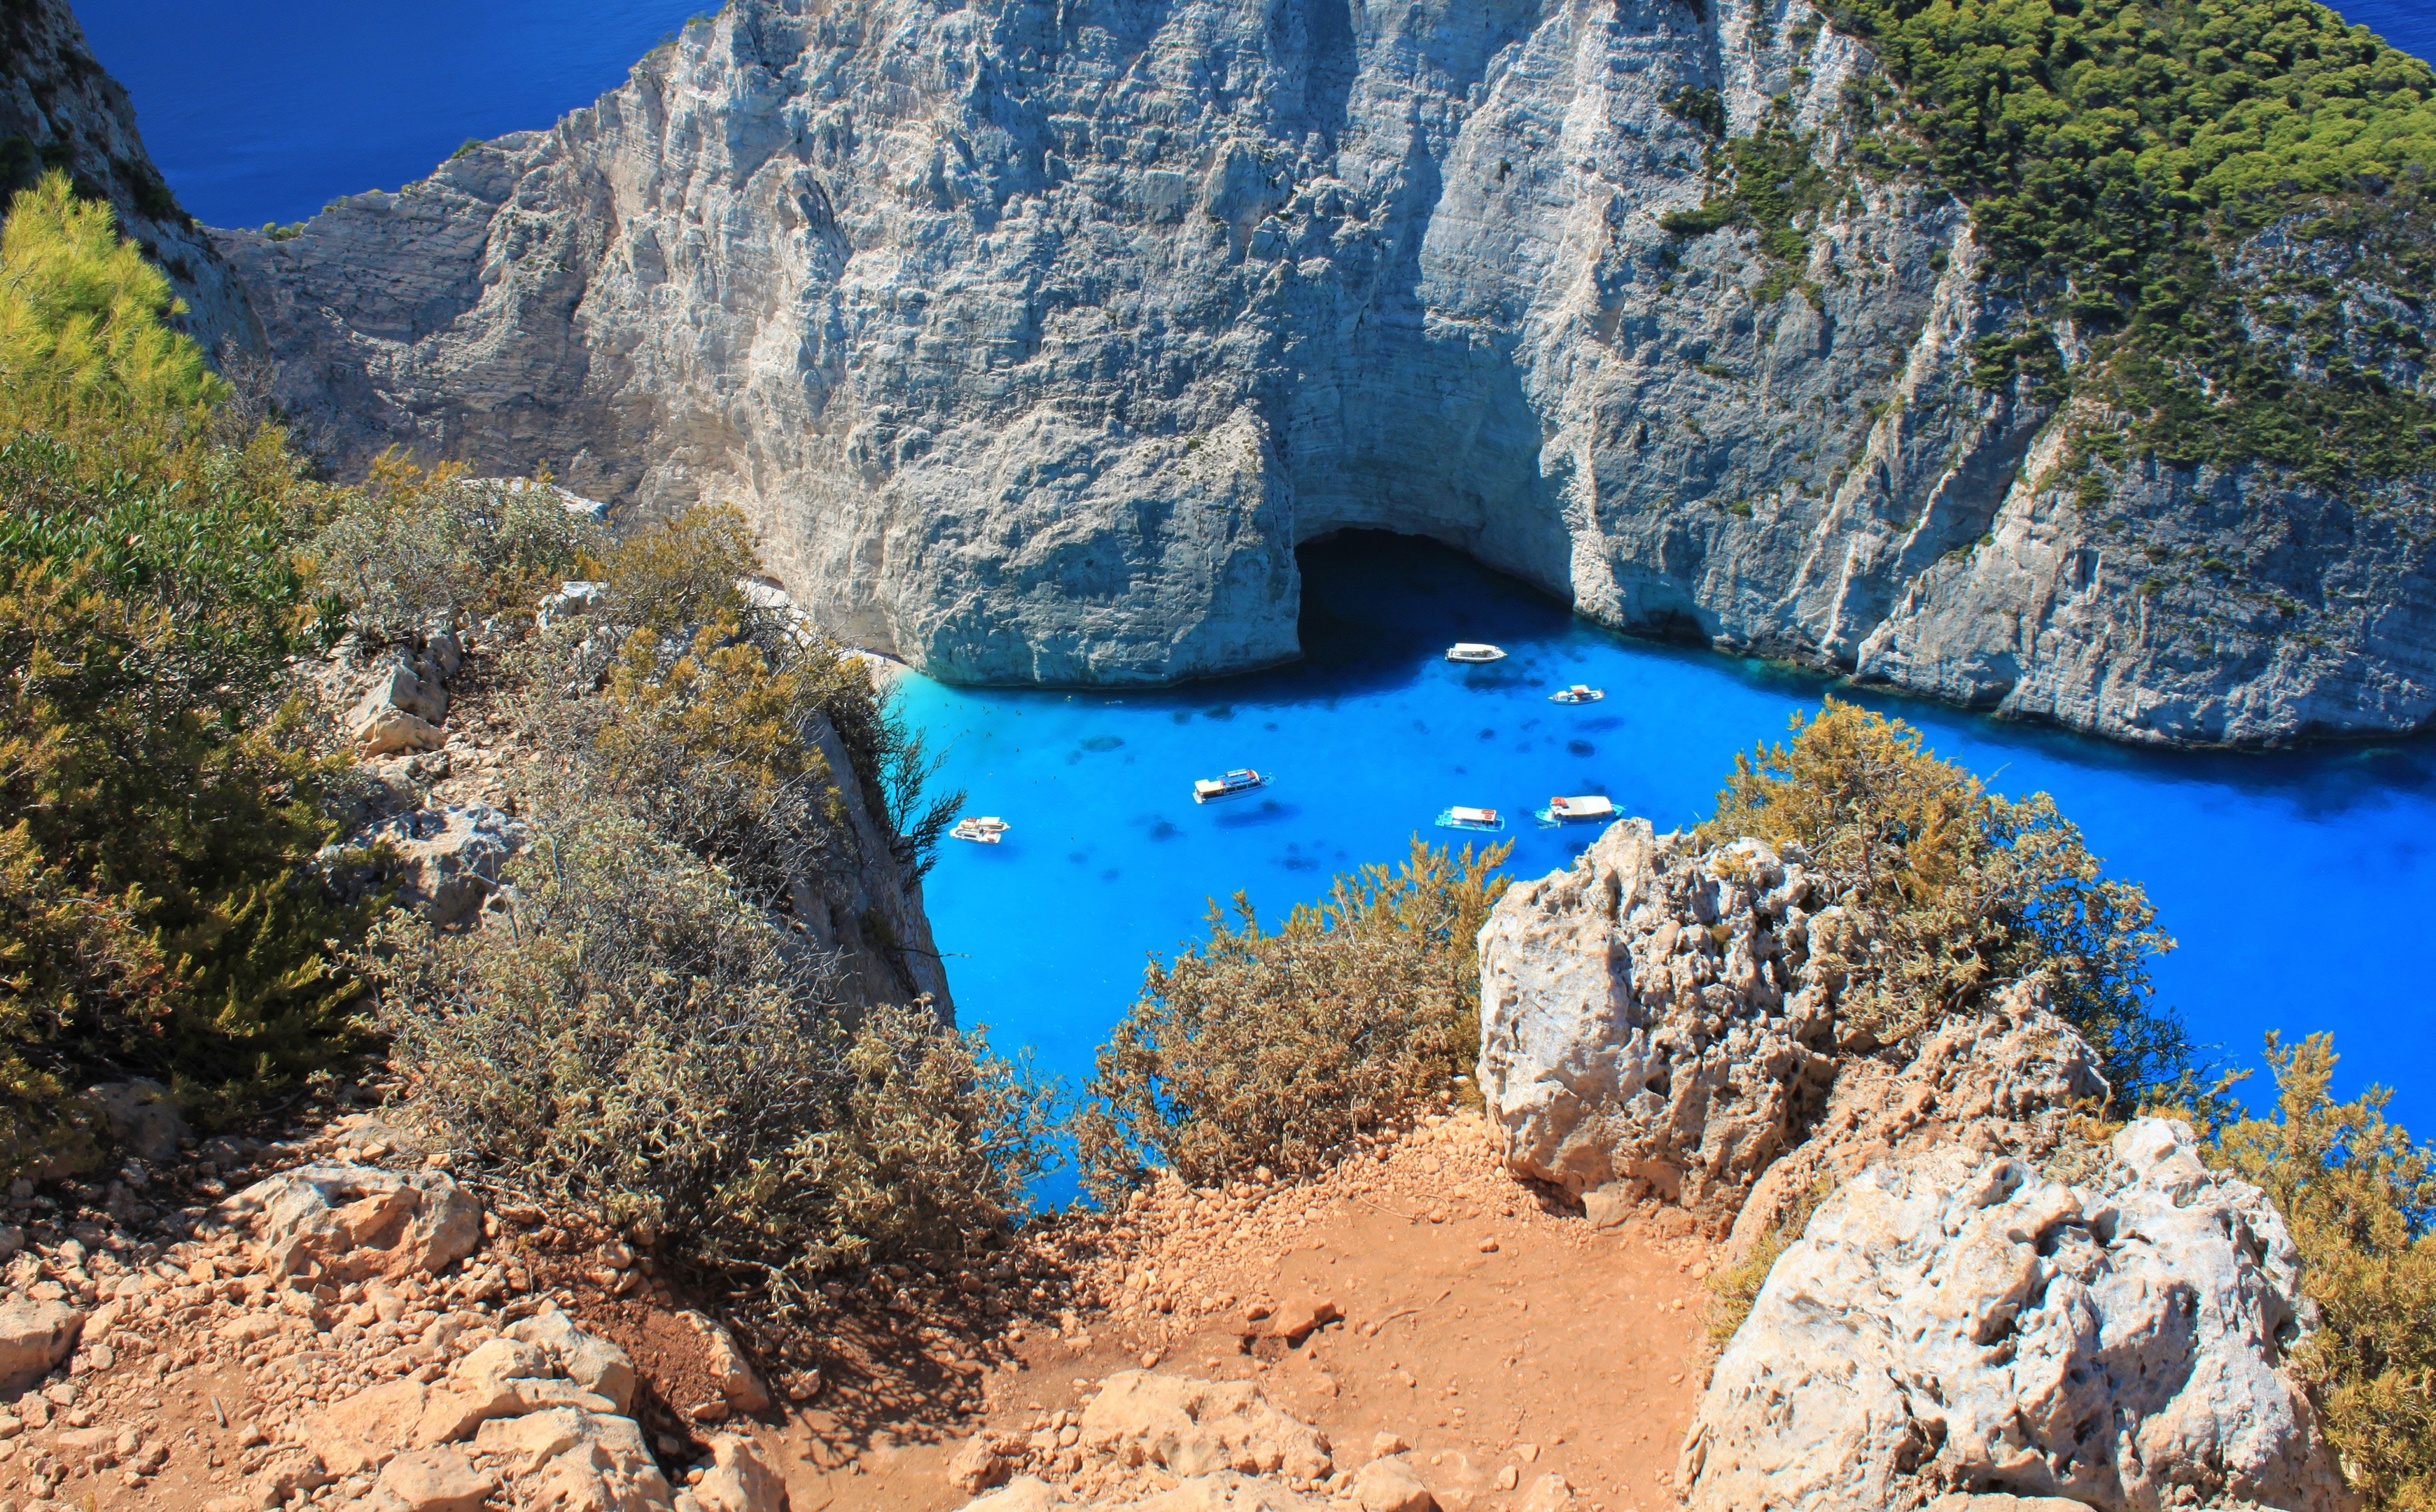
[1536,794,1618,825]
[1193,769,1267,803]
[950,816,1010,844]
[1436,806,1504,832]
[1446,643,1508,663]
[1550,685,1605,704]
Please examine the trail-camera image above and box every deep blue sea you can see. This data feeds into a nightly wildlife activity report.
[903,536,2436,1141]
[77,0,2436,230]
[71,3,2436,1142]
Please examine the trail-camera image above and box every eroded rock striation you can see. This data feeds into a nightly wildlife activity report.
[207,0,2436,743]
[1681,1119,2343,1512]
[1474,819,2101,1228]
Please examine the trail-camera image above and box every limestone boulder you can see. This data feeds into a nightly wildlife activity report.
[303,1377,429,1476]
[358,804,531,924]
[1476,822,1837,1219]
[677,1310,770,1414]
[1352,1455,1437,1512]
[80,1078,189,1159]
[513,1407,675,1512]
[1080,1372,1331,1480]
[511,1307,640,1415]
[680,1433,792,1512]
[363,1446,496,1512]
[349,656,451,755]
[0,1295,80,1391]
[1478,821,2106,1230]
[218,1163,483,1281]
[1681,1119,2344,1512]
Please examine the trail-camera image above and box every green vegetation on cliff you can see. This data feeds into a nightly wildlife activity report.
[0,174,362,1171]
[1828,0,2436,486]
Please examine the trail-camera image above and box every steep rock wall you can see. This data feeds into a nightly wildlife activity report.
[0,0,258,354]
[214,0,2436,745]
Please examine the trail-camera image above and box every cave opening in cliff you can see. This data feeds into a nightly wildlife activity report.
[1291,530,1578,685]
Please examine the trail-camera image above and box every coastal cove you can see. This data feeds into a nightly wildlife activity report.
[905,533,2436,1138]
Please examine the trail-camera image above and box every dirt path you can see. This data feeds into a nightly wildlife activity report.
[774,1110,1718,1512]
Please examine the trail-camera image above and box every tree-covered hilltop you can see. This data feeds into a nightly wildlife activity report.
[1826,0,2436,486]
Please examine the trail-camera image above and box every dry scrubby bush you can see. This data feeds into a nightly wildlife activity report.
[510,504,961,902]
[1076,840,1508,1200]
[365,812,1055,1315]
[2197,1037,2436,1511]
[304,453,605,640]
[1701,701,2188,1102]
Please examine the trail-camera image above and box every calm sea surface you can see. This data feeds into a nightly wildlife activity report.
[74,4,2436,1139]
[903,536,2436,1140]
[80,0,2436,230]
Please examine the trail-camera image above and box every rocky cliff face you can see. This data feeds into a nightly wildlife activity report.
[0,0,257,355]
[212,0,2436,745]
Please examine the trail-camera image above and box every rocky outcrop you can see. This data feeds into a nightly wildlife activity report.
[208,0,2436,744]
[1476,819,2107,1233]
[1681,1119,2343,1512]
[0,0,257,354]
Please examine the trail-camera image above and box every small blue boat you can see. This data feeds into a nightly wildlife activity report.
[1436,806,1504,832]
[1193,768,1267,804]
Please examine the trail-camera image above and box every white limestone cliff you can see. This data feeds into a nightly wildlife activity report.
[209,0,2436,745]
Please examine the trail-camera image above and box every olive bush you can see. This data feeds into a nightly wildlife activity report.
[1701,701,2188,1102]
[2199,1037,2436,1511]
[365,811,1055,1316]
[1076,839,1508,1200]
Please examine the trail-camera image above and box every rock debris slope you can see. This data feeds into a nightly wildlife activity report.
[211,0,2436,745]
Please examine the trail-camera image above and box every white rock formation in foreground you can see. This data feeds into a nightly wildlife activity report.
[1681,1119,2343,1512]
[1474,819,2103,1228]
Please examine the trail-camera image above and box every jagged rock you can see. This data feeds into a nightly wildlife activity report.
[354,704,447,757]
[1476,821,1837,1220]
[80,1079,188,1159]
[1681,1119,2342,1512]
[304,1378,428,1476]
[676,1310,771,1414]
[214,1,2436,746]
[349,657,451,755]
[356,804,532,924]
[0,1295,82,1392]
[678,1434,792,1512]
[1080,1372,1331,1480]
[1352,1456,1437,1512]
[946,1432,1021,1494]
[1726,991,2107,1255]
[218,1163,483,1280]
[514,1406,676,1512]
[511,1308,640,1415]
[1477,821,2103,1229]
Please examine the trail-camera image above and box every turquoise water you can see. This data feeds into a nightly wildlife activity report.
[902,533,2436,1138]
[71,0,2436,230]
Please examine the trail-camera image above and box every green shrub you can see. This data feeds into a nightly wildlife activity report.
[0,555,370,1173]
[0,172,221,443]
[2199,1036,2436,1511]
[1820,0,2436,485]
[366,811,1056,1315]
[305,453,604,640]
[1700,701,2188,1102]
[1076,839,1510,1200]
